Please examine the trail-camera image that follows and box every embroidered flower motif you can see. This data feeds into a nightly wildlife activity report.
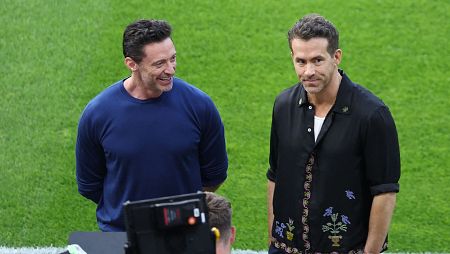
[345,190,356,200]
[341,215,351,225]
[322,212,349,247]
[287,218,295,230]
[286,218,295,241]
[275,221,286,238]
[323,207,333,217]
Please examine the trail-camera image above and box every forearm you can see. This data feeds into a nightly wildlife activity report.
[267,180,275,245]
[364,192,397,254]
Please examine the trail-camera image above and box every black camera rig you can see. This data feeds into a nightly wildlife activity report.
[123,192,216,254]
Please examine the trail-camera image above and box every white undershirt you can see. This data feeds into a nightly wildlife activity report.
[314,116,325,142]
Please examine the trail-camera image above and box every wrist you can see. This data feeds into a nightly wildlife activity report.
[364,247,380,254]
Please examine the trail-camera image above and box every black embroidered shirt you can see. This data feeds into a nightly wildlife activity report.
[267,70,400,253]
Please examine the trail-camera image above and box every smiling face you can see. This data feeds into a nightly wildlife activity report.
[126,37,177,98]
[291,37,341,96]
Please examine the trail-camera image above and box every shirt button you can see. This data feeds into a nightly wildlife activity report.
[308,106,313,110]
[307,128,312,132]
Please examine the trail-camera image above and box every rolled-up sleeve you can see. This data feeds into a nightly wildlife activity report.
[364,106,401,195]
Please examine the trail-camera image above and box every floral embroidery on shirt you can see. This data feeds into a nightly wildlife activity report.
[274,218,296,241]
[341,215,351,225]
[271,237,365,254]
[286,218,295,241]
[345,190,356,200]
[301,154,314,251]
[272,237,300,254]
[323,207,333,217]
[322,208,349,247]
[275,221,287,238]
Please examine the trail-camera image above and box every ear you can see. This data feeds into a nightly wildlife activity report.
[124,57,138,72]
[229,226,236,245]
[334,49,342,65]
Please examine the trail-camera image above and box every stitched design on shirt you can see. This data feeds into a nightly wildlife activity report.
[286,218,295,241]
[301,154,314,251]
[274,218,296,241]
[271,236,365,254]
[275,221,287,239]
[271,237,300,254]
[345,190,356,200]
[321,207,350,247]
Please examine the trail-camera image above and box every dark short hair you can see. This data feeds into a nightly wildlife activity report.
[122,19,172,63]
[205,192,232,243]
[288,14,339,55]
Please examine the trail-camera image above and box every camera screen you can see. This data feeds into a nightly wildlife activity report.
[123,192,215,254]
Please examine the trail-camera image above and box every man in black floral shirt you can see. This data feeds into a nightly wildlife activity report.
[267,14,400,254]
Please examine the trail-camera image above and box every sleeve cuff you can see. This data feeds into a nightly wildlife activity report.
[267,168,276,182]
[370,183,399,195]
[202,163,228,187]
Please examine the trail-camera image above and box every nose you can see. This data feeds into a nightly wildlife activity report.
[304,63,315,77]
[165,62,176,75]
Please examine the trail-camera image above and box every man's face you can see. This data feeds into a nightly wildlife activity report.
[136,37,176,95]
[291,37,341,95]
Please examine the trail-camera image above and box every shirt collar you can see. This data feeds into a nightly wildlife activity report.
[297,84,308,107]
[297,69,353,115]
[332,69,353,114]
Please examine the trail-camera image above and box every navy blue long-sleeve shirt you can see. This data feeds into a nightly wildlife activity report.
[76,77,228,231]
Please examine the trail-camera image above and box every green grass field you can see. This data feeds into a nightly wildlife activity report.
[1,0,449,251]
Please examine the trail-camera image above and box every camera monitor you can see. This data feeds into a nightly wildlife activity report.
[123,192,215,254]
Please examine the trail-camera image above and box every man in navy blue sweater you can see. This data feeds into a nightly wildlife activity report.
[76,19,228,231]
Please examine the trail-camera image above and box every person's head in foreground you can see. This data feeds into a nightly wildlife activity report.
[205,192,236,254]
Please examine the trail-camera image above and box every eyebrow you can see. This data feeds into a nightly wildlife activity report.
[152,60,165,65]
[295,55,325,61]
[154,53,176,63]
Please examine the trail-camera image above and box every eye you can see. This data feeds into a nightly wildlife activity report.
[314,58,324,65]
[296,59,305,65]
[154,61,165,67]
